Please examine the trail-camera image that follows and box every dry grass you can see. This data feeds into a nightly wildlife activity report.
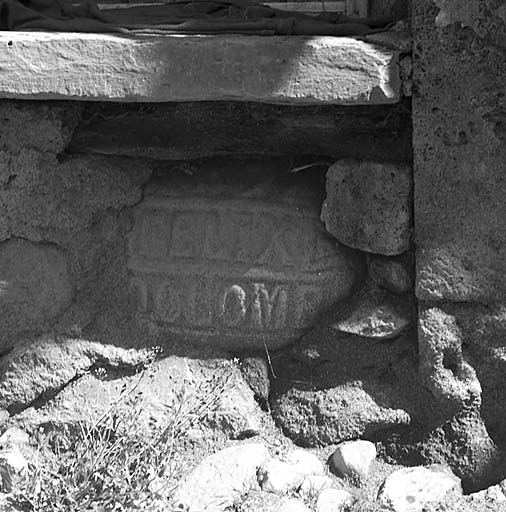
[6,361,233,512]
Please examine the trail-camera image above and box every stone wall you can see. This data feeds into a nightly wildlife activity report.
[413,0,506,489]
[1,1,505,496]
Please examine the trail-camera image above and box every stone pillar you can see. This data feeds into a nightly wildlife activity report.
[413,0,506,489]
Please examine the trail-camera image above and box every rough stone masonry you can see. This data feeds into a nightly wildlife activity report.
[0,0,505,507]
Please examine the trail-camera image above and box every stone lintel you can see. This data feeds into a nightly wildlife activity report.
[0,32,400,105]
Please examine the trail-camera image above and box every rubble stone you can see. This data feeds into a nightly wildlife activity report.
[377,466,461,512]
[321,159,412,256]
[330,440,377,481]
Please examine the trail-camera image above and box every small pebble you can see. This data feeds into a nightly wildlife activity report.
[330,440,376,481]
[0,445,28,492]
[316,488,353,512]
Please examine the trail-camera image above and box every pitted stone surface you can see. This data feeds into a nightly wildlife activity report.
[321,159,412,256]
[270,321,419,446]
[0,239,72,350]
[418,306,482,412]
[0,33,401,105]
[377,466,461,512]
[332,282,414,340]
[0,102,82,154]
[413,0,506,302]
[128,163,362,350]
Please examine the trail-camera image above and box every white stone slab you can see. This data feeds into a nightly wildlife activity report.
[0,32,400,104]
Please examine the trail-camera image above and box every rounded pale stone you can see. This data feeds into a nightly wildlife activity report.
[0,428,29,447]
[128,165,361,350]
[0,239,72,346]
[316,488,353,512]
[258,459,304,495]
[377,466,462,512]
[321,159,412,256]
[0,445,28,492]
[173,443,270,512]
[278,498,312,512]
[330,440,377,480]
[284,449,325,476]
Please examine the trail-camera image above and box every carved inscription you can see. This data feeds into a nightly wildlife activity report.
[128,195,357,348]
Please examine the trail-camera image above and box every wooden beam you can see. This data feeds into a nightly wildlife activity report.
[69,101,412,164]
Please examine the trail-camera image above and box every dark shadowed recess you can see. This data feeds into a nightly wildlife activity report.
[68,100,412,164]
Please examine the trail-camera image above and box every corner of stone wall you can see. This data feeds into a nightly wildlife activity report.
[413,0,506,490]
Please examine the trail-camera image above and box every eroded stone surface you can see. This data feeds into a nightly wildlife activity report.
[272,381,411,446]
[418,306,482,413]
[377,466,461,512]
[321,159,412,255]
[418,302,506,453]
[0,337,153,413]
[0,239,72,351]
[270,325,419,446]
[413,0,506,302]
[0,102,82,154]
[0,33,400,105]
[128,162,362,350]
[4,340,265,442]
[332,282,414,339]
